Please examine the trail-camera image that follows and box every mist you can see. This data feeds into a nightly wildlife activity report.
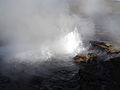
[0,0,94,61]
[0,0,120,78]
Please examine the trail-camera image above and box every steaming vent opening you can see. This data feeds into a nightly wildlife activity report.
[60,27,85,56]
[8,27,85,62]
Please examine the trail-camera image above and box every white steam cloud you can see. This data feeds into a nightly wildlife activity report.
[0,0,95,62]
[0,0,120,77]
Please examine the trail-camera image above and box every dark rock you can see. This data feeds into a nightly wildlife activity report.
[79,57,120,90]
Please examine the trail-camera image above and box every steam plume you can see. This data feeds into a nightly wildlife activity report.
[0,0,120,77]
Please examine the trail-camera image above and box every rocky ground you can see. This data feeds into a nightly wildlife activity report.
[0,41,120,90]
[79,57,120,90]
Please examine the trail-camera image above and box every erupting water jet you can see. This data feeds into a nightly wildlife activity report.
[60,27,85,56]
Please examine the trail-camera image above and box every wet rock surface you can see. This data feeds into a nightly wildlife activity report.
[0,41,120,90]
[79,58,120,90]
[0,58,120,90]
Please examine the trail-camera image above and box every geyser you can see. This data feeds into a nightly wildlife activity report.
[0,0,95,63]
[60,27,85,55]
[1,0,120,78]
